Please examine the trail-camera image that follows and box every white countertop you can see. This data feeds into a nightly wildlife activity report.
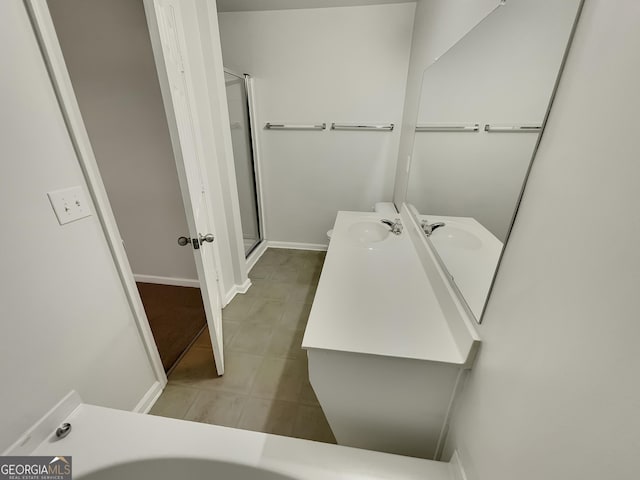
[302,211,465,364]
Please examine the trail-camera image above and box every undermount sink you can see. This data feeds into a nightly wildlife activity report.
[430,225,482,250]
[348,221,390,245]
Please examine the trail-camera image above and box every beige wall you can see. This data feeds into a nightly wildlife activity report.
[49,0,198,282]
[444,1,640,478]
[0,0,156,452]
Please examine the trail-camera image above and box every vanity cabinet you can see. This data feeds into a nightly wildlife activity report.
[302,210,480,459]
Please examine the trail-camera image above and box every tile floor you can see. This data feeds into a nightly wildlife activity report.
[149,248,336,444]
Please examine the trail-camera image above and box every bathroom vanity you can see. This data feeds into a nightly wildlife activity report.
[302,209,480,459]
[299,0,584,461]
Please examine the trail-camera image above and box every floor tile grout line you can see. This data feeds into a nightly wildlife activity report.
[157,248,333,443]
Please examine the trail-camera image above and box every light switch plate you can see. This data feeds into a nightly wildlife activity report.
[47,186,92,225]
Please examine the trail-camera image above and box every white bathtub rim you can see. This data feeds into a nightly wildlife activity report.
[29,402,453,480]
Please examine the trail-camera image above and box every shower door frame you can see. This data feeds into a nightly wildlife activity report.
[224,68,265,258]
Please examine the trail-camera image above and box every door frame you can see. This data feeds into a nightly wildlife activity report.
[24,0,167,392]
[25,0,252,393]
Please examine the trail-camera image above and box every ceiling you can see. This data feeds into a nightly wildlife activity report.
[216,0,415,13]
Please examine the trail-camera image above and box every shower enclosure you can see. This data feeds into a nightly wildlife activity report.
[224,70,262,256]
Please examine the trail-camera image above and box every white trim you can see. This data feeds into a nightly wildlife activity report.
[449,451,469,480]
[267,241,328,252]
[402,203,480,368]
[223,278,253,306]
[246,240,268,271]
[134,274,200,288]
[133,381,164,414]
[223,66,244,80]
[237,278,252,294]
[2,391,82,456]
[245,75,268,242]
[24,1,167,387]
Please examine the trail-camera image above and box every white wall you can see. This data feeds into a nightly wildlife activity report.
[48,0,198,283]
[0,0,156,452]
[392,0,499,206]
[406,0,581,241]
[444,1,640,479]
[218,4,415,246]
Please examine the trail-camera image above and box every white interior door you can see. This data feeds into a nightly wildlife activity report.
[150,0,224,374]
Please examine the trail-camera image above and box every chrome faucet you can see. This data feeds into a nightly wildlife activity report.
[420,220,446,236]
[380,218,403,235]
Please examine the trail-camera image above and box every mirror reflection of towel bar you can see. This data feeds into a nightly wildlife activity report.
[415,124,479,132]
[484,124,542,133]
[265,123,326,130]
[331,123,394,131]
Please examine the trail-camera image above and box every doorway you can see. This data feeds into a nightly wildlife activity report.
[47,0,214,374]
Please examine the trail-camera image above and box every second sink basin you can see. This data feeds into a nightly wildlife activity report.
[348,221,390,245]
[430,225,482,250]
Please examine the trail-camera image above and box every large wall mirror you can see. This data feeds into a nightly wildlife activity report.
[404,0,583,322]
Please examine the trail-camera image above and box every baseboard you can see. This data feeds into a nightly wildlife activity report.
[237,278,252,294]
[267,241,328,251]
[133,380,164,414]
[223,278,253,306]
[246,241,268,271]
[134,274,200,288]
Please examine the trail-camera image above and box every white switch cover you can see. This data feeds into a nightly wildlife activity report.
[47,186,92,225]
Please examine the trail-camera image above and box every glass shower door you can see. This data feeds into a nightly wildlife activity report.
[224,70,262,256]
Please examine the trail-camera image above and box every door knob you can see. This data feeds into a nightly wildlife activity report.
[178,234,214,249]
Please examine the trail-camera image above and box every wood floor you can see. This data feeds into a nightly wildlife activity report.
[137,282,207,372]
[149,248,336,444]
